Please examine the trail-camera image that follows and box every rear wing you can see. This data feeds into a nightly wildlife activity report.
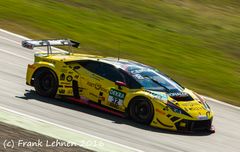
[22,39,80,55]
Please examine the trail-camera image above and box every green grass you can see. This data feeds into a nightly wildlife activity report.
[0,0,239,106]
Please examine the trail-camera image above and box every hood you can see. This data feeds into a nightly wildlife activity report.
[146,89,194,102]
[147,89,212,120]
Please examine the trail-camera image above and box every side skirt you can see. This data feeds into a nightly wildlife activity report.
[66,97,126,118]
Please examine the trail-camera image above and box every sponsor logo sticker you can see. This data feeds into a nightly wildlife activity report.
[108,89,126,108]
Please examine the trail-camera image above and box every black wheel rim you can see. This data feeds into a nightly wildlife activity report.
[134,101,151,120]
[39,74,54,91]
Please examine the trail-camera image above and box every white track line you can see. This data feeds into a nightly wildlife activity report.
[0,29,29,40]
[0,106,143,152]
[0,35,21,45]
[203,96,240,110]
[0,28,67,53]
[0,48,32,61]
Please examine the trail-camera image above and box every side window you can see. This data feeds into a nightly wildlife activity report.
[79,61,100,74]
[79,61,126,83]
[120,69,142,89]
[99,63,125,82]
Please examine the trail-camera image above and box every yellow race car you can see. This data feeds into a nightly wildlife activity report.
[23,39,215,133]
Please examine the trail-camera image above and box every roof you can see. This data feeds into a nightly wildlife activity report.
[101,57,152,71]
[36,53,152,71]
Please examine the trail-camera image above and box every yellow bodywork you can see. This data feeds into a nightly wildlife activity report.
[26,52,214,132]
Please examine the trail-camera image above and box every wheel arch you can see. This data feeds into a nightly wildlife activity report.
[126,95,154,114]
[127,95,155,124]
[31,66,58,86]
[127,96,153,107]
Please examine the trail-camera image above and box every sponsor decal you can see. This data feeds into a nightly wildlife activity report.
[156,109,165,115]
[90,74,103,81]
[163,106,169,111]
[147,90,168,101]
[60,73,65,81]
[60,82,70,85]
[181,102,199,106]
[198,115,208,120]
[60,69,68,73]
[168,92,188,97]
[129,69,144,74]
[108,89,126,108]
[133,74,144,80]
[109,89,125,99]
[188,106,204,111]
[59,89,65,94]
[98,96,105,101]
[95,84,101,90]
[65,85,72,88]
[89,93,98,98]
[66,75,73,82]
[74,75,79,79]
[67,89,72,94]
[86,82,108,93]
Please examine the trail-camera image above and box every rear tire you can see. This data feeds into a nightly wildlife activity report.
[129,97,154,124]
[33,68,58,97]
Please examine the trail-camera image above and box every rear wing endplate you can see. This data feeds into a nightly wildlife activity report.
[22,39,80,54]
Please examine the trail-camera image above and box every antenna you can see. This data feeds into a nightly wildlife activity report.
[67,39,73,55]
[46,40,51,56]
[118,41,120,61]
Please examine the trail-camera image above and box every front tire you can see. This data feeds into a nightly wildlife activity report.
[129,97,154,124]
[33,68,58,97]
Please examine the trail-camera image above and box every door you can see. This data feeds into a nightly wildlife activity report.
[79,60,129,112]
[97,63,128,112]
[77,60,105,102]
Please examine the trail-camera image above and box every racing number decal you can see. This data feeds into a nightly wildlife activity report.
[108,89,126,108]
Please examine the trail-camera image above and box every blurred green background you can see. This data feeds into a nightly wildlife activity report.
[0,0,239,106]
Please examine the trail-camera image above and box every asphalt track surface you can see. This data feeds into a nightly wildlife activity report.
[0,29,239,152]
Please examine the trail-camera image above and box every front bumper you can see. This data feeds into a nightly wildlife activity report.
[175,118,213,132]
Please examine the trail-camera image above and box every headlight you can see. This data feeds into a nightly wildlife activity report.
[166,102,191,117]
[193,93,211,111]
[168,104,182,114]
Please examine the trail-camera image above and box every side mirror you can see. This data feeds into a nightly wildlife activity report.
[115,81,126,89]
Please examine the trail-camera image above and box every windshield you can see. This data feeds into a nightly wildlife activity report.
[127,66,184,92]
